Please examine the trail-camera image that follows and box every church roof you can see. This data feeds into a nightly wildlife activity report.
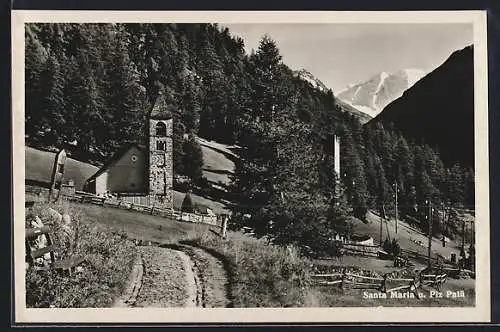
[149,93,176,120]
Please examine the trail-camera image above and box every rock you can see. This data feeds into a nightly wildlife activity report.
[47,208,63,224]
[62,214,72,225]
[31,216,44,228]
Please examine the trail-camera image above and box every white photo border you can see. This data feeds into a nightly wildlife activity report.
[11,10,490,323]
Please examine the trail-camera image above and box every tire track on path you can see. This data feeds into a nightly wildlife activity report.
[176,249,201,307]
[114,243,229,308]
[162,243,231,308]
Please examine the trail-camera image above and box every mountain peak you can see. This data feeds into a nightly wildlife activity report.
[396,68,427,87]
[294,68,329,92]
[335,68,426,118]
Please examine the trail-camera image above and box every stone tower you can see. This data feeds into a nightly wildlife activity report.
[148,94,173,210]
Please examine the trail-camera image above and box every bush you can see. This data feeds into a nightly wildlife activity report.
[181,192,194,213]
[383,238,392,253]
[391,238,401,257]
[185,230,315,307]
[25,202,136,308]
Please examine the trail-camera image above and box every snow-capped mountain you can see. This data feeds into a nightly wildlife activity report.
[336,68,426,118]
[294,69,329,92]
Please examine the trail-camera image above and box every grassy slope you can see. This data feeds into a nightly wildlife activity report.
[354,211,463,260]
[25,147,99,190]
[196,137,236,187]
[69,201,216,244]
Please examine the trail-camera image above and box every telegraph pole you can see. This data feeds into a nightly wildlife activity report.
[461,216,466,254]
[427,199,433,267]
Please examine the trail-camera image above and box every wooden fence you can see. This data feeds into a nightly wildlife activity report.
[28,189,224,228]
[400,248,447,266]
[311,269,447,297]
[174,211,218,225]
[342,243,380,257]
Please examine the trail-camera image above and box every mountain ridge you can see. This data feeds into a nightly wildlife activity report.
[370,45,474,168]
[336,68,427,118]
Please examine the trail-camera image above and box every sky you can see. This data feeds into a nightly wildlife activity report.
[223,23,473,93]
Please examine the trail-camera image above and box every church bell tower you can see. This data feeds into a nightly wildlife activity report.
[148,93,173,210]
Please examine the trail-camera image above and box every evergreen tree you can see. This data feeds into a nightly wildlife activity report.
[340,128,369,220]
[25,24,49,144]
[39,54,66,147]
[445,162,466,206]
[181,192,194,213]
[182,133,204,182]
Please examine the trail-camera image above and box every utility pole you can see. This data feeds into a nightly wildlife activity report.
[394,182,399,234]
[427,199,433,267]
[461,216,466,254]
[383,204,391,242]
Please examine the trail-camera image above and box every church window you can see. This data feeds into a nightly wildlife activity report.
[131,155,138,162]
[155,122,167,136]
[156,141,166,151]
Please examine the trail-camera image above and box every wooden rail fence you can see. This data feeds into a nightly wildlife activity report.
[26,189,225,228]
[311,269,447,298]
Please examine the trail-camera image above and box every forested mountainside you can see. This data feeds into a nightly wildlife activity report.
[25,23,474,253]
[371,46,474,169]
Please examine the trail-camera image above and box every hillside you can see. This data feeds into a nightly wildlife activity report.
[370,45,474,168]
[196,137,238,187]
[336,68,426,118]
[25,146,99,190]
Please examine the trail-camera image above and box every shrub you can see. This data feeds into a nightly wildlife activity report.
[383,238,392,253]
[391,238,401,257]
[181,192,194,213]
[25,202,136,308]
[184,230,315,307]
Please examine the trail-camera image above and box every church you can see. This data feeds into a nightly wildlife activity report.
[84,93,174,210]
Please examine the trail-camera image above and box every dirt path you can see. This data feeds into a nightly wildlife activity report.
[113,253,144,307]
[176,249,201,307]
[115,244,229,308]
[178,244,231,308]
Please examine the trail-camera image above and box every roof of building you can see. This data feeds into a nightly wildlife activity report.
[86,143,146,182]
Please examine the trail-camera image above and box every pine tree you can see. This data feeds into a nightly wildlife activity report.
[182,133,204,183]
[340,128,369,220]
[25,24,49,144]
[181,192,194,213]
[446,162,467,206]
[39,54,66,147]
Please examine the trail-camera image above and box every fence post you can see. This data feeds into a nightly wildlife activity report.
[49,149,67,203]
[411,276,420,299]
[221,216,228,239]
[381,273,388,292]
[340,267,347,290]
